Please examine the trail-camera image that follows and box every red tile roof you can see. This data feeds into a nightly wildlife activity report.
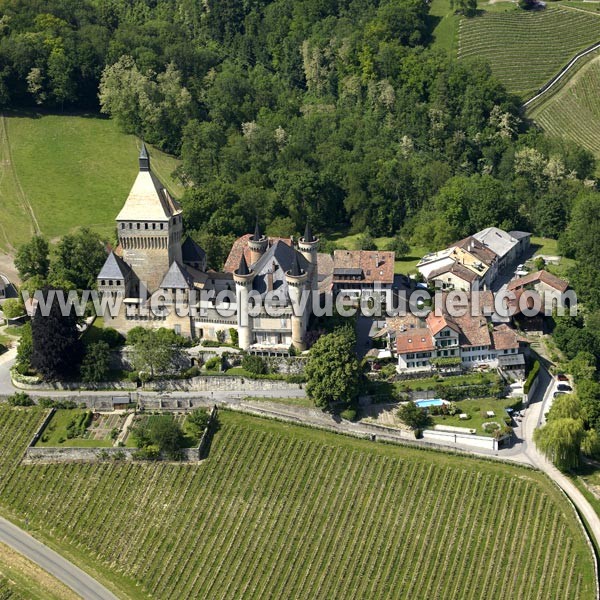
[333,250,395,285]
[491,324,521,350]
[428,261,480,283]
[452,314,491,348]
[426,312,460,336]
[507,270,568,293]
[396,328,435,354]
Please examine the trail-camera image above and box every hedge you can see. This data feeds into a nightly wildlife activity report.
[524,360,540,395]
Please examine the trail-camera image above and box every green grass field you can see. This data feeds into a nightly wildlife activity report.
[431,397,518,435]
[529,55,600,169]
[0,112,182,253]
[529,236,575,278]
[458,6,600,97]
[0,406,595,599]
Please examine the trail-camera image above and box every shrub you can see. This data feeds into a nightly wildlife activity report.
[242,354,268,375]
[98,327,125,348]
[184,366,201,378]
[187,408,210,438]
[38,398,77,409]
[58,436,65,444]
[204,356,221,371]
[7,392,34,406]
[133,445,160,460]
[229,328,239,347]
[340,407,358,422]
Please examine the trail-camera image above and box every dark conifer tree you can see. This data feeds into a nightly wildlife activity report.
[31,288,82,380]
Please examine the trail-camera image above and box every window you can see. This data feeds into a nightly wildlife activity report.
[160,223,164,230]
[137,223,140,229]
[128,223,132,229]
[145,223,148,230]
[120,223,124,229]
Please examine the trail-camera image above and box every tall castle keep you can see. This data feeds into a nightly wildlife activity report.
[97,146,321,352]
[115,145,183,292]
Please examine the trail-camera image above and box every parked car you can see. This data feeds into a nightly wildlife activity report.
[557,374,569,382]
[557,384,572,392]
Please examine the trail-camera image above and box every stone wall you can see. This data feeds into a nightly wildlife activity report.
[24,443,202,463]
[142,376,302,392]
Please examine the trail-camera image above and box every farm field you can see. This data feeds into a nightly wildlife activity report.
[529,55,600,170]
[458,6,600,97]
[0,406,595,599]
[0,112,182,253]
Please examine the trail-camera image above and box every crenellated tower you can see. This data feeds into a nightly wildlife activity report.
[115,144,183,291]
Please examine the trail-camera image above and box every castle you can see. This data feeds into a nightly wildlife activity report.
[97,145,321,353]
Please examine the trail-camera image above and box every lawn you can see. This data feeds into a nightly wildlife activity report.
[0,406,594,599]
[0,112,183,252]
[529,236,575,278]
[428,0,461,54]
[458,5,600,97]
[35,409,116,447]
[529,54,600,175]
[430,397,520,436]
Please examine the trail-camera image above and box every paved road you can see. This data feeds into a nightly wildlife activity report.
[0,516,119,600]
[518,367,600,554]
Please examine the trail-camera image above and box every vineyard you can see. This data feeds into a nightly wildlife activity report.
[529,55,600,164]
[458,6,600,97]
[0,406,595,599]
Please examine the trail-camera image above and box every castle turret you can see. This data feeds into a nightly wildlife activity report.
[248,219,268,265]
[285,254,309,351]
[298,221,319,291]
[233,254,256,350]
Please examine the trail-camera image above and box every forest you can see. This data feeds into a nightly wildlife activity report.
[1,0,599,307]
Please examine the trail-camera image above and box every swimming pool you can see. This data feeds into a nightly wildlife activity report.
[414,399,448,408]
